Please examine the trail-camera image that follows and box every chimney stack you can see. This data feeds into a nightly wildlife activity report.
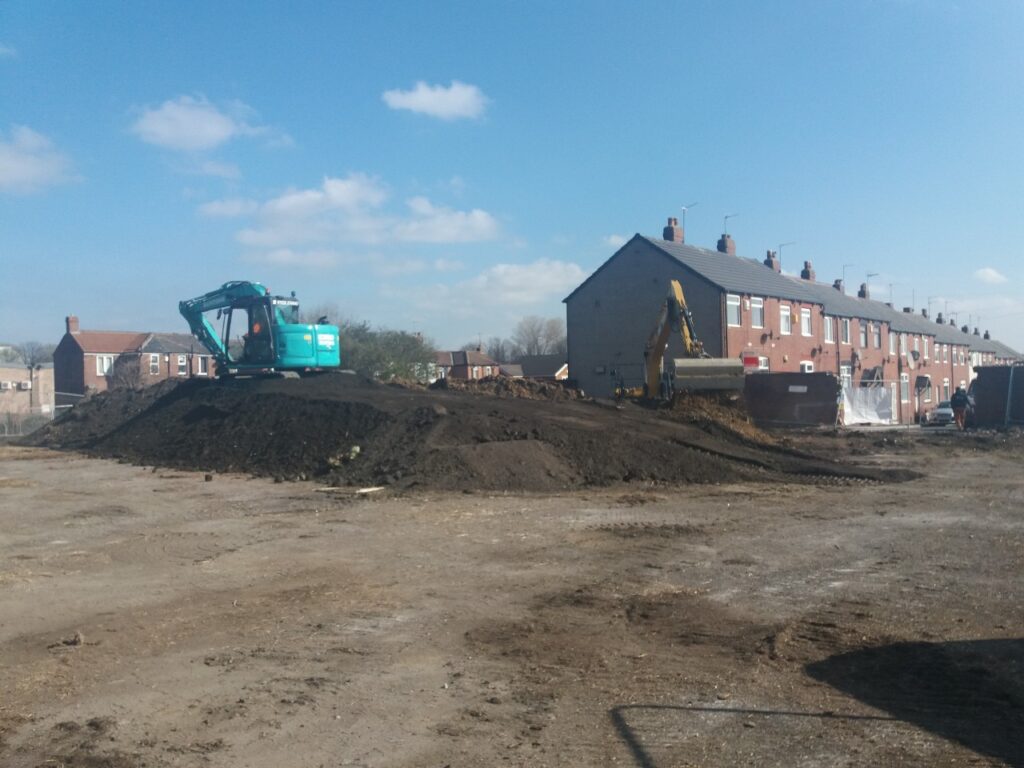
[949,318,956,326]
[936,312,944,324]
[973,327,980,336]
[921,308,929,319]
[764,250,781,273]
[833,279,845,293]
[961,324,969,334]
[858,283,870,299]
[663,216,684,243]
[800,260,816,281]
[903,307,913,314]
[984,330,991,340]
[66,315,80,334]
[717,233,736,256]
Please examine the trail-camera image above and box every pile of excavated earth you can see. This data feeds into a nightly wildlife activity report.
[27,374,918,491]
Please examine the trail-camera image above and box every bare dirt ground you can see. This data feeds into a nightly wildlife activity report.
[1,434,1022,767]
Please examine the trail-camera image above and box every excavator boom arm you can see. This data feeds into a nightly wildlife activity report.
[644,280,706,395]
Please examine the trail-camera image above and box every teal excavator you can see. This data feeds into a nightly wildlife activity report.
[179,281,341,376]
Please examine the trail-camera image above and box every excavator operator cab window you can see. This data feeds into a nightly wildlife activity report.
[272,299,300,325]
[240,300,274,364]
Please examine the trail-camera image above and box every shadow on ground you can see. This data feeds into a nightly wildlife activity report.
[806,638,1024,767]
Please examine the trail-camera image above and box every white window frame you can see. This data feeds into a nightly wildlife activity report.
[726,294,742,327]
[872,323,881,349]
[197,356,209,376]
[177,354,187,376]
[900,373,910,403]
[799,361,814,373]
[96,354,115,376]
[757,356,770,371]
[823,316,834,344]
[840,364,852,389]
[800,308,812,337]
[942,344,948,363]
[923,338,929,360]
[149,353,160,375]
[922,378,932,403]
[841,318,851,345]
[859,322,868,348]
[750,297,764,329]
[889,329,896,355]
[780,305,792,335]
[900,333,907,356]
[913,336,920,354]
[943,378,950,400]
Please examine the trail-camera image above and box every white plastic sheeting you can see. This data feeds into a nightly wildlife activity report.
[842,386,894,425]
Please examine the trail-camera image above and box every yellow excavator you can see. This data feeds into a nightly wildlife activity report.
[617,279,745,400]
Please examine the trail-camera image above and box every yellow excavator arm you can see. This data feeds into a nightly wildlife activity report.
[642,280,706,396]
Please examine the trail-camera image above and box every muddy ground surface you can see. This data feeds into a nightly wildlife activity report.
[27,376,916,491]
[1,429,1022,767]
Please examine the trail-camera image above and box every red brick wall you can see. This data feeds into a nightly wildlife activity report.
[724,296,829,373]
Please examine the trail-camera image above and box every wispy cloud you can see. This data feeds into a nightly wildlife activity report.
[458,259,585,305]
[131,95,287,152]
[973,267,1008,285]
[604,234,627,248]
[208,173,500,253]
[0,125,75,193]
[382,80,488,120]
[0,44,16,58]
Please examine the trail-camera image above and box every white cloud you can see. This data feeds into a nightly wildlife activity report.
[193,159,241,179]
[0,125,74,193]
[604,234,627,248]
[131,95,275,152]
[434,258,464,272]
[459,259,586,305]
[0,44,16,58]
[382,80,488,120]
[974,267,1008,285]
[198,197,259,217]
[224,174,500,251]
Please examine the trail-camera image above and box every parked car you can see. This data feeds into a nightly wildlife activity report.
[924,400,954,426]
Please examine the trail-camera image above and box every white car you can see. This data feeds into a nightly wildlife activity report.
[924,400,954,426]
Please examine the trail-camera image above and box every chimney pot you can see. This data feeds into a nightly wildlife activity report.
[936,312,944,324]
[800,260,816,281]
[973,327,980,336]
[66,315,80,334]
[716,233,736,256]
[833,279,845,293]
[961,324,969,334]
[763,250,781,273]
[857,283,870,299]
[921,308,928,319]
[663,216,684,243]
[984,330,991,339]
[949,319,956,326]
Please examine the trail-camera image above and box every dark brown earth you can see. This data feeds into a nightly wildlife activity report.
[27,375,918,490]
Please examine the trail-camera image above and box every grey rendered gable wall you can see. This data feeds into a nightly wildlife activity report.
[566,238,723,398]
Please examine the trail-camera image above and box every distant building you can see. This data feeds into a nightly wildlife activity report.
[0,363,55,433]
[434,349,502,381]
[54,315,216,406]
[518,354,568,381]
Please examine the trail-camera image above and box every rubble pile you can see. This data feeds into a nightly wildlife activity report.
[28,374,916,491]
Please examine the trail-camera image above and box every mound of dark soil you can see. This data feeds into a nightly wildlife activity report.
[27,374,918,491]
[429,375,583,401]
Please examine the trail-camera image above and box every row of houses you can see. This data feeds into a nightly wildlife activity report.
[565,216,1020,423]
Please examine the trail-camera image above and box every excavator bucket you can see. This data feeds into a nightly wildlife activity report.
[671,357,746,392]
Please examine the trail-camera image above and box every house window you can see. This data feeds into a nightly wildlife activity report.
[750,297,764,328]
[799,361,814,373]
[177,354,187,376]
[922,378,932,403]
[472,366,481,379]
[889,330,896,355]
[841,318,851,345]
[149,354,160,375]
[726,294,741,327]
[800,308,812,337]
[824,316,834,344]
[943,378,950,400]
[872,324,881,349]
[840,365,852,389]
[900,334,907,356]
[96,355,115,376]
[942,344,948,363]
[758,356,770,371]
[952,347,957,367]
[484,366,492,377]
[913,336,920,354]
[197,356,209,376]
[780,305,792,335]
[923,338,929,360]
[859,322,868,348]
[900,373,910,403]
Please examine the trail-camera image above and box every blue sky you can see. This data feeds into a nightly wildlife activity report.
[2,0,1023,350]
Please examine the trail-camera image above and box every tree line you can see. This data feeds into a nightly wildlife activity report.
[464,315,567,363]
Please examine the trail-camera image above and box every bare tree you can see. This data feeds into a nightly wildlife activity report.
[107,355,143,390]
[511,316,548,357]
[484,336,510,363]
[13,341,54,368]
[541,318,567,358]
